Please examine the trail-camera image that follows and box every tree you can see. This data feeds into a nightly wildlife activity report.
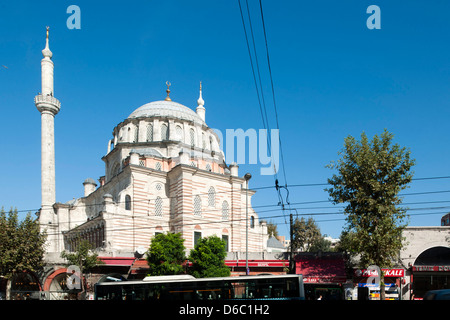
[292,217,322,252]
[188,235,230,278]
[309,237,332,252]
[60,237,102,299]
[0,208,47,279]
[267,220,279,238]
[326,129,415,300]
[146,233,186,276]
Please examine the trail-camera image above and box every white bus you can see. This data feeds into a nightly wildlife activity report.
[94,274,305,301]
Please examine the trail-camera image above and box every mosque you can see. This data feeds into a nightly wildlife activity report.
[35,28,269,264]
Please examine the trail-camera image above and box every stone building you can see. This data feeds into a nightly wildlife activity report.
[400,226,450,300]
[34,29,268,266]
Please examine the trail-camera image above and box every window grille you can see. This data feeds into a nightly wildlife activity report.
[161,123,169,140]
[190,128,195,147]
[155,162,162,171]
[222,201,229,220]
[208,187,215,207]
[155,197,163,217]
[194,195,202,217]
[176,125,183,141]
[134,126,139,143]
[206,163,212,172]
[146,123,153,142]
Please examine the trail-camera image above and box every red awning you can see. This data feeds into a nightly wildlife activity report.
[225,260,289,268]
[296,258,347,284]
[99,257,135,266]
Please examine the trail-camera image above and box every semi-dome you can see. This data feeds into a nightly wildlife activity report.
[128,100,205,125]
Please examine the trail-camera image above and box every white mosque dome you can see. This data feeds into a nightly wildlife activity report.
[128,100,206,125]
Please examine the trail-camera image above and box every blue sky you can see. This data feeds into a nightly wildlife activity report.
[0,1,449,239]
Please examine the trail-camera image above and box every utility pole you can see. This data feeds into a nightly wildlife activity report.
[289,212,294,274]
[244,173,252,275]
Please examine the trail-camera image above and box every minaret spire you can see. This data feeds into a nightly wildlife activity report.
[196,81,205,122]
[42,26,52,59]
[34,27,61,251]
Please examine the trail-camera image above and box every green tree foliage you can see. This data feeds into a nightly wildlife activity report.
[292,217,322,252]
[267,220,279,238]
[326,129,415,299]
[0,208,47,279]
[60,237,103,297]
[60,238,102,273]
[188,235,230,278]
[146,233,186,276]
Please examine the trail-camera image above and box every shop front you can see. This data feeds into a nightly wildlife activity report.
[353,268,405,300]
[295,252,348,300]
[411,246,450,299]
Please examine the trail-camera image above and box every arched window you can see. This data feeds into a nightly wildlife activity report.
[190,128,196,147]
[208,186,215,207]
[209,136,214,151]
[146,123,153,142]
[176,125,183,141]
[205,163,212,172]
[194,195,202,217]
[133,126,139,143]
[125,195,131,210]
[222,201,229,220]
[155,197,163,217]
[161,123,169,141]
[202,132,206,149]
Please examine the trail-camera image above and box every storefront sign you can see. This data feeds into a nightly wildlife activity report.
[355,268,404,277]
[357,282,396,288]
[412,265,450,272]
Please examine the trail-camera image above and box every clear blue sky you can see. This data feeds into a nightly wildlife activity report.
[1,1,449,239]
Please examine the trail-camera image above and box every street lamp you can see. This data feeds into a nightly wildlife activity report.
[244,173,252,275]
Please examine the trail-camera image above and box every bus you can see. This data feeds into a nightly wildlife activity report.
[94,274,304,301]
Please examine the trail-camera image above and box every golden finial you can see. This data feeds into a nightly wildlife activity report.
[46,26,49,39]
[165,81,172,101]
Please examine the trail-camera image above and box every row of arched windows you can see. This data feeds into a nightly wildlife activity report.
[116,122,215,150]
[123,188,230,220]
[65,224,105,252]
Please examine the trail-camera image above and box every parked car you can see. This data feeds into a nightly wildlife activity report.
[423,289,450,300]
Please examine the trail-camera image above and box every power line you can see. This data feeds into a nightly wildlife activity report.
[10,174,450,215]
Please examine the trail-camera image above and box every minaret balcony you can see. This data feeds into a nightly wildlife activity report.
[35,94,61,115]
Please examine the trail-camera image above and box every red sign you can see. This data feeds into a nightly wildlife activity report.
[355,268,404,277]
[225,260,288,268]
[304,276,347,283]
[412,265,450,272]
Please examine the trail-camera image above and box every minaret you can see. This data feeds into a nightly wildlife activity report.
[34,27,61,228]
[196,81,205,121]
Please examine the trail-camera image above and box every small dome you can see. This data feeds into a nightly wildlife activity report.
[128,100,205,125]
[83,178,97,185]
